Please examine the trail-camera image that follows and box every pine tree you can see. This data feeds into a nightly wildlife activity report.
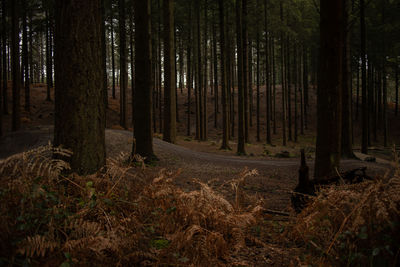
[54,0,106,174]
[314,0,343,179]
[163,0,177,143]
[11,0,21,131]
[133,0,156,160]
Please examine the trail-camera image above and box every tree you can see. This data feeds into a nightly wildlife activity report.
[314,0,343,179]
[1,0,7,115]
[119,0,127,129]
[341,0,355,158]
[360,0,368,154]
[44,3,53,102]
[163,0,177,143]
[236,0,246,155]
[219,0,230,150]
[133,0,156,160]
[100,0,108,109]
[22,0,30,112]
[11,0,21,131]
[110,1,116,99]
[54,0,106,175]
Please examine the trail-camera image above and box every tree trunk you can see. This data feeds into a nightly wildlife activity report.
[314,0,343,180]
[360,0,368,154]
[294,45,298,142]
[396,59,399,116]
[243,0,249,144]
[119,0,127,129]
[110,3,116,99]
[54,0,106,174]
[45,8,52,101]
[213,8,218,129]
[265,0,271,144]
[1,0,7,115]
[22,0,30,112]
[129,7,135,131]
[219,0,230,150]
[280,2,286,146]
[381,0,387,147]
[203,0,208,141]
[133,0,155,160]
[256,0,261,142]
[163,0,177,143]
[100,0,108,109]
[187,2,192,136]
[237,0,246,154]
[287,37,292,142]
[341,0,355,158]
[11,0,20,131]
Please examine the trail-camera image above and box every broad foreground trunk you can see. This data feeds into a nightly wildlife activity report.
[54,0,106,175]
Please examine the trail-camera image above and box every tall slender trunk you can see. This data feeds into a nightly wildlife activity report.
[303,47,309,129]
[213,8,219,129]
[163,0,177,143]
[22,0,30,112]
[11,0,20,131]
[265,0,271,144]
[360,0,368,154]
[129,8,135,130]
[219,0,230,150]
[195,0,203,140]
[287,36,292,142]
[341,0,355,158]
[294,45,298,142]
[1,0,7,115]
[381,0,387,147]
[236,0,246,154]
[187,1,192,136]
[110,3,116,99]
[396,60,399,116]
[202,0,208,141]
[45,8,52,101]
[133,0,155,160]
[101,0,108,109]
[243,0,249,143]
[356,60,360,119]
[256,0,261,142]
[280,2,286,146]
[272,36,276,134]
[315,0,343,179]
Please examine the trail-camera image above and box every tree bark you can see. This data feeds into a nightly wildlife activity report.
[54,0,106,175]
[163,0,177,143]
[119,0,127,129]
[360,0,368,154]
[219,0,230,150]
[110,3,116,99]
[11,0,20,131]
[314,0,343,180]
[133,0,155,160]
[1,0,7,115]
[341,0,355,158]
[236,0,246,154]
[100,0,108,109]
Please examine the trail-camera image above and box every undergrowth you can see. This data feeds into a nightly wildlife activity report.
[286,168,400,266]
[0,145,263,266]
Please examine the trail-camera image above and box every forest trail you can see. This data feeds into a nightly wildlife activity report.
[0,126,390,210]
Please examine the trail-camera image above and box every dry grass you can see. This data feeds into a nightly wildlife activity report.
[0,146,263,266]
[286,167,400,266]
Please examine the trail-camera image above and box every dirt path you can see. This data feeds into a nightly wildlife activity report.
[0,126,390,210]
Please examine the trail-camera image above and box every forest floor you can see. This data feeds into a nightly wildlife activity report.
[1,83,397,210]
[0,83,398,265]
